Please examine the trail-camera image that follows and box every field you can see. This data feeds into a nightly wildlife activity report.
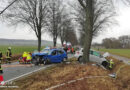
[5,57,130,90]
[0,46,45,55]
[98,49,130,58]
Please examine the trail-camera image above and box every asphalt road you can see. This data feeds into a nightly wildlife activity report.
[2,54,74,82]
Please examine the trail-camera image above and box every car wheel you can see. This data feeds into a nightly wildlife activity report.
[78,56,82,63]
[36,56,40,62]
[43,60,47,65]
[34,56,40,65]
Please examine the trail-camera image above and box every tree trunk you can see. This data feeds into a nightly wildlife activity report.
[61,38,64,46]
[53,38,57,47]
[38,33,41,52]
[61,40,64,46]
[82,32,92,63]
[82,0,93,63]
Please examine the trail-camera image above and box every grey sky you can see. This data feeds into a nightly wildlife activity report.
[0,0,130,44]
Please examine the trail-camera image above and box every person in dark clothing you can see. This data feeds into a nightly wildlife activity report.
[6,47,12,64]
[0,50,2,64]
[0,64,3,73]
[0,50,3,73]
[64,47,68,54]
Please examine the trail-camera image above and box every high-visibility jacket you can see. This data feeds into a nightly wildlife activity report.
[109,60,114,69]
[107,60,114,69]
[6,50,12,58]
[22,52,28,58]
[26,54,32,61]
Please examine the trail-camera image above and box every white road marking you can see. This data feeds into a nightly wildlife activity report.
[5,65,52,83]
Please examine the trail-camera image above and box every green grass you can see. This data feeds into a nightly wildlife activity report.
[0,46,45,55]
[98,49,130,59]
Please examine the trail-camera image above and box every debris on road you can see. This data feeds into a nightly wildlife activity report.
[103,52,110,58]
[108,73,116,78]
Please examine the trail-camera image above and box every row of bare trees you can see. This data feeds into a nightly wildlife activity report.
[1,0,78,51]
[102,35,130,49]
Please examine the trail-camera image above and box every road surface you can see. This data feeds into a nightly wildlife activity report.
[2,54,74,82]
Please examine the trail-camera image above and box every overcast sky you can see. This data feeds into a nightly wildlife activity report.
[0,0,130,44]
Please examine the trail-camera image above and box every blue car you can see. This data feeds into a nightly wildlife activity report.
[32,48,67,65]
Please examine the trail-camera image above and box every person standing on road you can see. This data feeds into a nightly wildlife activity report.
[26,52,32,64]
[6,47,12,64]
[0,64,3,73]
[0,50,3,73]
[64,47,68,54]
[0,50,2,64]
[22,52,28,63]
[71,47,74,54]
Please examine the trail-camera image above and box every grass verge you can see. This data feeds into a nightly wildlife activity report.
[97,49,130,59]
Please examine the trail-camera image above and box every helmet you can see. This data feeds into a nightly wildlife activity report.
[8,47,11,50]
[110,59,113,62]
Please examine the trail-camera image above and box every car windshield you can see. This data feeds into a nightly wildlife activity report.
[41,49,50,54]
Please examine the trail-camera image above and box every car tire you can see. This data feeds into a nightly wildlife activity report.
[78,56,82,63]
[43,60,47,65]
[34,56,40,66]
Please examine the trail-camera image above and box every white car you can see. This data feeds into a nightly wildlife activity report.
[74,48,84,61]
[74,48,107,65]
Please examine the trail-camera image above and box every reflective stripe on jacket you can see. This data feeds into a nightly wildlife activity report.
[109,61,114,68]
[26,54,32,61]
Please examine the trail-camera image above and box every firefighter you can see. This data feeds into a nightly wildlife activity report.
[107,59,114,70]
[22,52,28,63]
[0,64,3,73]
[0,50,3,73]
[6,47,12,64]
[0,50,2,64]
[26,52,32,64]
[71,47,74,54]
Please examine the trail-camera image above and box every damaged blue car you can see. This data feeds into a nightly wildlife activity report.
[32,48,67,65]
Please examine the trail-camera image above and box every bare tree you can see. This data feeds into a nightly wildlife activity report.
[77,0,115,63]
[58,12,72,46]
[4,0,48,51]
[119,35,130,48]
[47,0,64,47]
[0,0,18,15]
